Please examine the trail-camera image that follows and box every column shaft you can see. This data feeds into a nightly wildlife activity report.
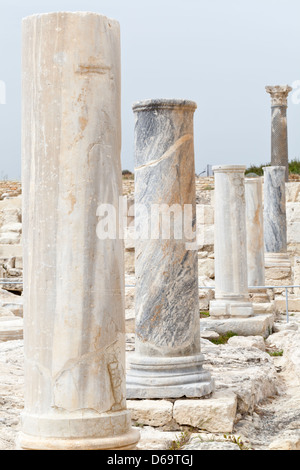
[245,177,265,287]
[209,166,253,318]
[20,12,139,450]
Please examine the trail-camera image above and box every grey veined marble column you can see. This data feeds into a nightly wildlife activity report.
[209,166,254,318]
[245,177,265,287]
[265,85,292,182]
[263,166,289,267]
[126,99,214,399]
[19,12,139,450]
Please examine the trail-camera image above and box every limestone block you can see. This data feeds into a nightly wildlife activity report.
[265,266,292,281]
[287,203,300,223]
[252,302,274,315]
[200,330,220,340]
[266,330,300,386]
[275,295,300,313]
[197,224,214,248]
[0,233,21,245]
[127,400,173,427]
[294,257,300,296]
[0,245,22,259]
[183,439,240,451]
[15,257,23,269]
[0,208,21,226]
[0,307,15,318]
[227,335,266,351]
[136,428,181,451]
[269,433,300,450]
[202,343,279,414]
[198,258,214,278]
[173,391,237,433]
[196,204,214,225]
[286,182,300,203]
[200,314,274,338]
[1,223,22,234]
[196,189,214,205]
[287,222,300,244]
[0,317,23,342]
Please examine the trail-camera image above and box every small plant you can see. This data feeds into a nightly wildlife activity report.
[209,331,238,345]
[267,349,283,357]
[223,434,252,450]
[288,158,300,174]
[168,431,191,450]
[245,159,300,177]
[122,170,134,180]
[200,311,210,318]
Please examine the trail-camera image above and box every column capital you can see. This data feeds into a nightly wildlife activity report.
[265,85,292,107]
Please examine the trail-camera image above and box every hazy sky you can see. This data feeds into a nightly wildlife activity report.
[1,0,300,179]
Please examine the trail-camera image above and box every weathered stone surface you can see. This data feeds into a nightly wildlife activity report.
[1,315,300,450]
[173,391,237,433]
[269,433,300,450]
[0,307,14,318]
[0,318,23,342]
[0,289,23,317]
[202,341,279,415]
[127,400,173,427]
[227,335,266,351]
[183,434,242,450]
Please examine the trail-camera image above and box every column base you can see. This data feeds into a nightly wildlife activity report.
[209,299,254,319]
[126,353,215,399]
[17,410,140,450]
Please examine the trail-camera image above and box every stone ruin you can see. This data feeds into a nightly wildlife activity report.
[1,11,300,451]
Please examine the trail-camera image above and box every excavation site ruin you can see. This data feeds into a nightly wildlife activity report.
[0,10,300,452]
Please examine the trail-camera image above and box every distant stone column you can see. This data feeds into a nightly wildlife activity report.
[126,99,214,399]
[19,12,139,450]
[209,166,253,318]
[265,85,292,182]
[245,177,265,286]
[245,177,269,302]
[263,166,290,267]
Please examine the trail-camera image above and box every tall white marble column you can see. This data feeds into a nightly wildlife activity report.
[209,166,253,318]
[126,99,214,399]
[19,12,139,450]
[245,177,269,303]
[263,166,290,268]
[265,85,292,182]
